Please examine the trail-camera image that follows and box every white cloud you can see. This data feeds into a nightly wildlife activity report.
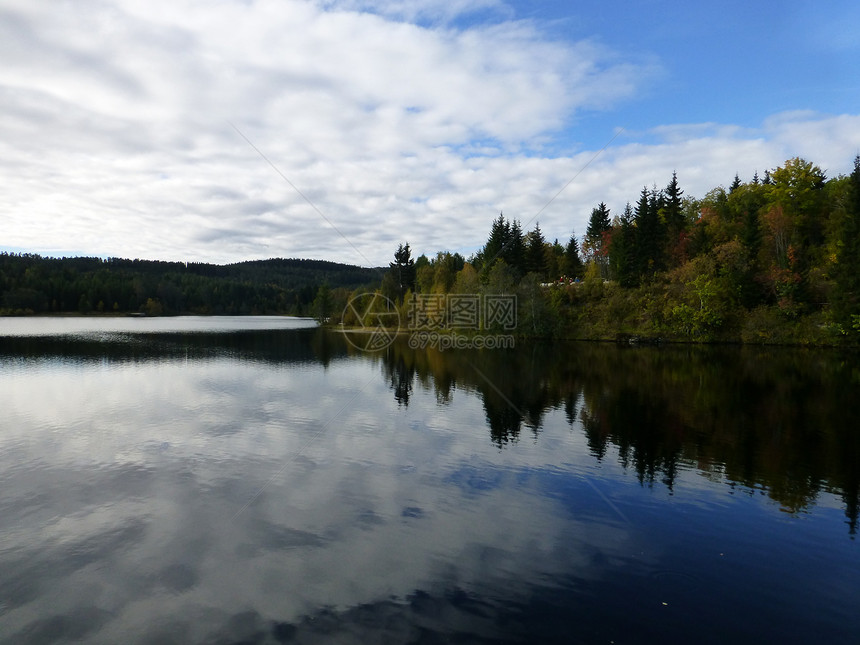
[0,1,857,265]
[320,0,513,24]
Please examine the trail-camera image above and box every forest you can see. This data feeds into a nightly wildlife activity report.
[0,255,379,316]
[4,155,860,345]
[328,155,860,345]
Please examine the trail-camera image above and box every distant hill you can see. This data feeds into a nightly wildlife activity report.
[0,253,383,315]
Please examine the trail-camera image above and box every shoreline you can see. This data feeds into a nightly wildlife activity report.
[328,324,852,348]
[0,315,852,348]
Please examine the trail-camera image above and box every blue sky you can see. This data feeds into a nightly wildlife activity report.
[1,0,858,265]
[543,3,853,111]
[505,0,860,151]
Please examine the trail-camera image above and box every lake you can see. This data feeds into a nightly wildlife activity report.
[1,317,858,644]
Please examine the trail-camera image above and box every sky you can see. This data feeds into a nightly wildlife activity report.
[2,0,859,267]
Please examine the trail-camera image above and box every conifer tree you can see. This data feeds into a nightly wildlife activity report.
[730,173,742,193]
[662,171,686,264]
[634,186,665,278]
[525,222,547,277]
[563,231,584,279]
[389,243,415,302]
[504,219,527,276]
[585,202,612,278]
[584,203,610,260]
[585,202,611,250]
[483,213,509,270]
[609,203,637,287]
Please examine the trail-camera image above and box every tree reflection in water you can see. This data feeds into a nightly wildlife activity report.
[6,327,857,533]
[376,338,860,535]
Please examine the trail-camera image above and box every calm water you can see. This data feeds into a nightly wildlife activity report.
[1,317,858,644]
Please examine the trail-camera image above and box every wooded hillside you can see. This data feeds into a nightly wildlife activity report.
[0,255,380,316]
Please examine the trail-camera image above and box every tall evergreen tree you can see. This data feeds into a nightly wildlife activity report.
[585,202,612,278]
[483,213,509,270]
[525,222,547,277]
[730,173,742,193]
[634,186,665,278]
[389,243,415,301]
[563,231,584,279]
[609,203,637,287]
[504,219,527,276]
[662,171,686,264]
[585,202,611,252]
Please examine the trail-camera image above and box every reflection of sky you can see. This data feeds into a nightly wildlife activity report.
[0,352,640,641]
[0,343,857,643]
[0,314,317,337]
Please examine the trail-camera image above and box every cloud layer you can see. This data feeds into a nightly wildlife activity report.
[1,0,858,265]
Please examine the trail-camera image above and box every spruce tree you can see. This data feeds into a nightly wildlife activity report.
[563,231,584,279]
[730,173,742,193]
[504,219,527,276]
[389,243,415,301]
[525,222,547,277]
[634,186,665,278]
[585,202,612,278]
[585,203,611,250]
[483,213,509,271]
[610,203,637,287]
[662,171,686,264]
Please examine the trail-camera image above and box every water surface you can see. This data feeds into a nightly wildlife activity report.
[0,317,858,644]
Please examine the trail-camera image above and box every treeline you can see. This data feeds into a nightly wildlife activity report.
[337,155,860,344]
[0,254,380,316]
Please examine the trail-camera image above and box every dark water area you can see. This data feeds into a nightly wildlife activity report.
[1,317,858,644]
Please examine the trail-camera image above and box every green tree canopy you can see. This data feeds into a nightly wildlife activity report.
[388,243,416,302]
